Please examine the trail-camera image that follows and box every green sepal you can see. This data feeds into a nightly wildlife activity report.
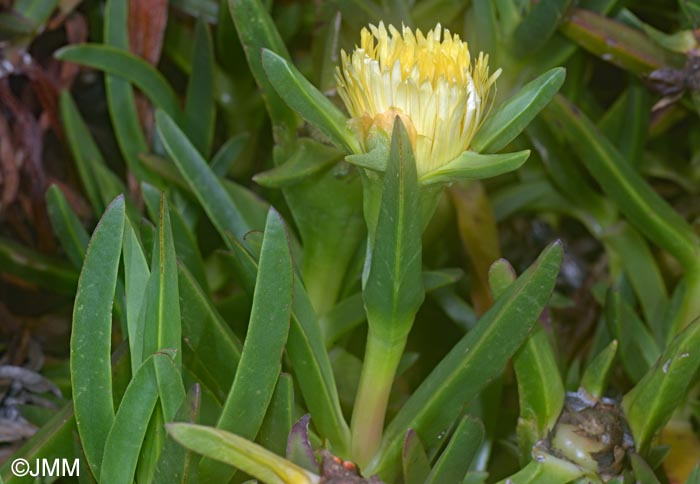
[420,150,530,185]
[472,67,565,153]
[261,48,360,153]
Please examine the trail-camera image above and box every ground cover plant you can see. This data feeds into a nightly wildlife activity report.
[1,0,700,482]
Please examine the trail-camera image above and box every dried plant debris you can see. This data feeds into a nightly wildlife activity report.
[319,451,384,484]
[543,391,634,481]
[0,365,61,444]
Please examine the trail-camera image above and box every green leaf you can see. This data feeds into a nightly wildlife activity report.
[153,385,201,484]
[559,8,685,75]
[168,423,320,484]
[227,0,297,138]
[45,184,89,268]
[184,19,216,157]
[141,184,208,291]
[580,340,618,400]
[70,196,125,479]
[154,351,186,422]
[601,223,668,341]
[262,49,359,153]
[178,262,242,401]
[597,81,651,165]
[488,258,517,298]
[369,242,563,481]
[222,239,351,455]
[687,464,700,484]
[425,416,484,484]
[420,150,530,185]
[364,118,425,341]
[58,91,109,214]
[322,269,464,347]
[201,209,294,483]
[142,195,182,367]
[0,236,78,294]
[622,316,700,452]
[155,109,255,243]
[123,221,150,371]
[402,430,431,484]
[211,133,249,176]
[463,471,489,484]
[100,356,160,484]
[511,0,573,57]
[545,95,700,268]
[0,404,74,484]
[273,139,364,315]
[103,0,150,181]
[254,139,343,188]
[286,414,318,472]
[258,374,294,457]
[606,290,660,382]
[630,453,662,484]
[55,44,181,121]
[495,451,585,484]
[514,325,565,457]
[472,68,566,153]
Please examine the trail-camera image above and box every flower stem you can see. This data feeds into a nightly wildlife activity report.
[351,328,406,469]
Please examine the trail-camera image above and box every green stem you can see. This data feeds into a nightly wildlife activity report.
[351,329,406,469]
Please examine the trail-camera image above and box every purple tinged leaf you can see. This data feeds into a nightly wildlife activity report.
[286,414,318,473]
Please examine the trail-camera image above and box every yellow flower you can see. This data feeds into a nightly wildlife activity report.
[336,22,501,177]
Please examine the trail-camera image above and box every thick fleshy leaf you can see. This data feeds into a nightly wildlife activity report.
[425,416,484,484]
[419,150,530,185]
[200,209,293,483]
[402,430,431,484]
[156,109,256,243]
[559,8,685,75]
[363,118,425,341]
[369,242,563,481]
[622,317,700,453]
[168,423,320,484]
[45,185,89,269]
[184,19,215,157]
[103,0,150,181]
[227,0,298,138]
[55,44,181,120]
[258,374,294,458]
[122,221,150,371]
[0,404,74,484]
[254,139,343,188]
[99,357,159,484]
[606,290,660,382]
[322,269,463,347]
[178,262,242,401]
[630,453,662,484]
[262,49,359,153]
[472,68,565,153]
[222,239,350,455]
[286,414,318,473]
[58,91,116,214]
[545,95,699,269]
[514,325,565,457]
[511,0,573,57]
[152,385,201,484]
[70,196,125,479]
[494,451,585,484]
[580,340,618,400]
